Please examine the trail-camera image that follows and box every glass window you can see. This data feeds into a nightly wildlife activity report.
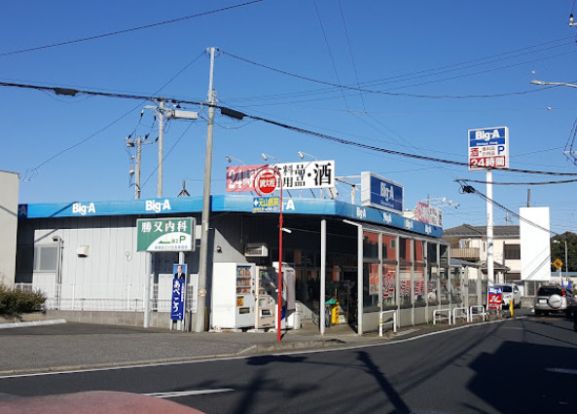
[399,237,412,265]
[363,231,379,260]
[414,240,425,308]
[439,244,450,305]
[363,263,379,312]
[399,264,412,308]
[504,244,520,260]
[34,245,58,272]
[381,234,397,262]
[382,263,396,310]
[427,242,439,306]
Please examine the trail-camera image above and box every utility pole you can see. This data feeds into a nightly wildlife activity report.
[157,100,165,198]
[487,169,494,284]
[127,135,150,200]
[144,102,197,199]
[195,47,217,333]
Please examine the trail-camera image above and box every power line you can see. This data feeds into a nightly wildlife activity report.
[457,177,577,186]
[0,1,265,58]
[221,36,574,105]
[457,182,560,236]
[5,78,577,177]
[20,53,204,176]
[220,50,563,100]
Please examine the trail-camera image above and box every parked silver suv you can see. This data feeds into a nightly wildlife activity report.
[534,285,572,316]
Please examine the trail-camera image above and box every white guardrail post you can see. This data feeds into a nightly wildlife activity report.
[452,306,469,324]
[469,305,487,322]
[379,310,398,337]
[433,309,452,325]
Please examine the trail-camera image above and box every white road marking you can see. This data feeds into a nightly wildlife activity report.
[546,368,577,375]
[145,388,234,398]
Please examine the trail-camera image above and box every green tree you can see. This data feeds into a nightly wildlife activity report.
[550,232,577,272]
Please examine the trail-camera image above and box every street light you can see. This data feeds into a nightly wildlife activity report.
[530,79,577,89]
[225,155,245,164]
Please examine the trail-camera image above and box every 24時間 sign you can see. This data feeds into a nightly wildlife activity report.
[136,217,195,252]
[360,172,403,213]
[226,161,335,192]
[468,126,509,170]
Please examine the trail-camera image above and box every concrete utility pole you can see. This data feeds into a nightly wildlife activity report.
[144,102,198,198]
[157,100,165,198]
[195,47,217,333]
[127,135,145,200]
[486,169,494,284]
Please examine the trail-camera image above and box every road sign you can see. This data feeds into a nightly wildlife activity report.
[136,217,195,252]
[468,126,509,171]
[253,168,278,196]
[553,258,563,270]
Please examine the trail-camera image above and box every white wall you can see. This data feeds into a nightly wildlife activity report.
[0,171,19,287]
[520,207,550,281]
[33,222,148,308]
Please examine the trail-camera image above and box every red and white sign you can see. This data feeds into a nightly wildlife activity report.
[253,168,278,196]
[226,160,335,192]
[414,201,442,227]
[226,164,266,192]
[468,126,509,171]
[487,288,503,311]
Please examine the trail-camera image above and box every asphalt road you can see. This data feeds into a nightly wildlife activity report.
[1,315,576,414]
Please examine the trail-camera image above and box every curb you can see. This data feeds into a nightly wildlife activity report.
[0,319,67,330]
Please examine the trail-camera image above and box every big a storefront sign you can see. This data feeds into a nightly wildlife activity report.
[226,161,335,192]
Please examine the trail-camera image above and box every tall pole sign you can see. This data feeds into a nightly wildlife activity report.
[468,126,509,285]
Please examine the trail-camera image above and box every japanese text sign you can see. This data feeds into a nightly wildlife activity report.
[171,275,185,321]
[136,217,195,252]
[468,126,509,170]
[226,161,335,192]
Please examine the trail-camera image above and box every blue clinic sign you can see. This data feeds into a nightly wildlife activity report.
[171,263,187,321]
[360,172,403,213]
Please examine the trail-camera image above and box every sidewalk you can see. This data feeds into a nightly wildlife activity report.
[0,315,514,376]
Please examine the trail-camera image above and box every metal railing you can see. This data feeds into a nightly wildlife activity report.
[469,305,487,322]
[15,283,193,313]
[452,306,469,324]
[378,310,398,336]
[433,308,452,325]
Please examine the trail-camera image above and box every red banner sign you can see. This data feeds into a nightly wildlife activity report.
[226,164,266,192]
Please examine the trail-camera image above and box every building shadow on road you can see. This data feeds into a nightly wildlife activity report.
[468,341,577,413]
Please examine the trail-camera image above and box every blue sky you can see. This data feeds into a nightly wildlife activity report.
[2,0,577,233]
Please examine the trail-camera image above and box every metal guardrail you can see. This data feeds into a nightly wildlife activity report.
[433,308,452,325]
[469,305,487,322]
[378,310,398,336]
[452,306,469,324]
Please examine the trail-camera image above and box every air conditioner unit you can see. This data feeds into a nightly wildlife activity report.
[245,243,268,257]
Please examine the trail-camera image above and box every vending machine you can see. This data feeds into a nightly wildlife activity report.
[211,263,256,329]
[254,266,277,329]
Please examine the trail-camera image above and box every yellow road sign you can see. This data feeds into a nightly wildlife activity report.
[552,258,563,270]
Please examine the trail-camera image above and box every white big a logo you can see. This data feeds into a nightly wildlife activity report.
[475,129,501,141]
[72,202,96,215]
[145,199,172,213]
[380,183,394,201]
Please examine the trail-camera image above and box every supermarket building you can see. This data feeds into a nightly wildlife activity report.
[12,191,463,335]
